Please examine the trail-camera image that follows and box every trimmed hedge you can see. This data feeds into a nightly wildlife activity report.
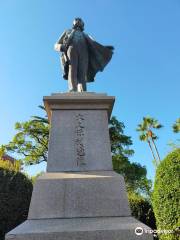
[128,192,156,230]
[152,149,180,240]
[0,167,33,240]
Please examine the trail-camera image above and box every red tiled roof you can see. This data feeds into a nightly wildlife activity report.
[2,154,15,163]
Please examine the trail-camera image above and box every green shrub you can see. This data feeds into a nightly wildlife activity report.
[0,167,33,240]
[128,192,156,230]
[0,159,21,172]
[152,149,180,240]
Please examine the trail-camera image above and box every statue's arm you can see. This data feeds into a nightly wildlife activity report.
[54,31,66,52]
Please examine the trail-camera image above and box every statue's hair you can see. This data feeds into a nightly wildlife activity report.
[73,18,84,31]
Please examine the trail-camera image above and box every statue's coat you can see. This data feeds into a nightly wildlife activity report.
[60,31,113,82]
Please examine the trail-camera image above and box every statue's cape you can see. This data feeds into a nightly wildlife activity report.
[61,33,113,82]
[85,35,114,82]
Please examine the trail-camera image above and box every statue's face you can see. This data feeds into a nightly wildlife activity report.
[73,18,84,31]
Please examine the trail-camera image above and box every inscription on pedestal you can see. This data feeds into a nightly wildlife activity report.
[75,113,86,166]
[46,99,114,172]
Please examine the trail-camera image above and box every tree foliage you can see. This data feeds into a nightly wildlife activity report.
[128,192,156,230]
[5,107,49,165]
[0,163,33,240]
[113,155,152,196]
[109,116,134,156]
[152,149,180,240]
[110,117,151,195]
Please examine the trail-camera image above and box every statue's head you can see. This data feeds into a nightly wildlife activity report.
[73,18,84,31]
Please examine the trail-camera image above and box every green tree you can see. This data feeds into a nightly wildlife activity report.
[172,118,180,133]
[112,154,152,196]
[152,149,180,240]
[128,191,156,230]
[109,116,134,157]
[5,106,49,165]
[110,117,152,196]
[137,116,163,166]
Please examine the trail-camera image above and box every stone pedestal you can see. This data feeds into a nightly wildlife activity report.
[45,93,114,172]
[6,93,153,240]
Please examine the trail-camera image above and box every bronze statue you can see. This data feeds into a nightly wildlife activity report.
[54,18,114,92]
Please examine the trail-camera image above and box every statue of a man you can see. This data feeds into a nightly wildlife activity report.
[54,18,114,92]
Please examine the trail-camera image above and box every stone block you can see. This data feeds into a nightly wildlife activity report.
[44,93,115,172]
[28,171,131,219]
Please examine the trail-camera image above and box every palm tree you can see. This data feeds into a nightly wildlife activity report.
[31,105,49,124]
[137,116,163,166]
[139,132,156,160]
[172,118,180,133]
[145,117,162,162]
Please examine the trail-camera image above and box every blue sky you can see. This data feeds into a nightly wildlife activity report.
[0,0,179,179]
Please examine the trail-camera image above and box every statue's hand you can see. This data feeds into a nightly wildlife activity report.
[54,43,61,52]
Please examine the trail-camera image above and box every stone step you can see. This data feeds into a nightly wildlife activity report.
[6,217,153,240]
